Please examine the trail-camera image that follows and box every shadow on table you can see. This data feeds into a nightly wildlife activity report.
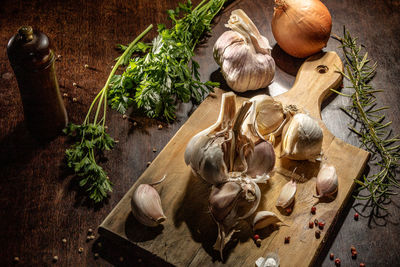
[92,235,174,267]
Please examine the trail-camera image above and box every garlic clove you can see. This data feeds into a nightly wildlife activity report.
[276,180,297,208]
[246,141,275,179]
[314,164,338,198]
[209,182,242,222]
[131,181,166,227]
[252,211,285,231]
[281,113,323,161]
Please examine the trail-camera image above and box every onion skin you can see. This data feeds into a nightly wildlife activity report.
[271,0,332,58]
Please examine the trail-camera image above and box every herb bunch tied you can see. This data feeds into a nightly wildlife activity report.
[107,0,226,120]
[333,28,400,211]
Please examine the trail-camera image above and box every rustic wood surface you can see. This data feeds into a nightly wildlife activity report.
[0,0,399,266]
[99,52,370,266]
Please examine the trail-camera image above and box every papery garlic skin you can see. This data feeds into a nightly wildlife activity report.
[213,9,275,92]
[242,95,295,144]
[276,180,297,208]
[314,164,338,198]
[281,113,323,161]
[131,183,166,227]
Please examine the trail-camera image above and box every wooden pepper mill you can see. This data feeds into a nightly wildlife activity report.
[7,26,67,140]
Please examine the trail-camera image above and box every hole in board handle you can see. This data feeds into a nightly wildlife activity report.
[316,65,329,74]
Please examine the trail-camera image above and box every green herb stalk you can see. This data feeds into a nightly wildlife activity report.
[333,28,400,211]
[107,0,225,120]
[64,25,153,203]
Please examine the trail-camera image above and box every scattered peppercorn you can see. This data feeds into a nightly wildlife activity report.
[351,250,357,259]
[97,242,102,248]
[284,236,290,244]
[334,258,341,266]
[138,258,142,263]
[84,64,89,68]
[72,97,77,102]
[63,93,68,97]
[315,230,321,239]
[119,256,124,262]
[311,206,316,214]
[57,54,62,60]
[359,263,365,267]
[329,253,334,260]
[133,121,138,126]
[354,213,359,220]
[309,221,314,228]
[146,161,151,167]
[62,238,67,244]
[153,148,157,152]
[253,234,260,240]
[111,65,114,69]
[314,218,319,226]
[52,256,58,262]
[73,82,77,87]
[13,256,20,263]
[122,114,127,119]
[318,221,325,230]
[351,245,356,252]
[88,228,93,234]
[255,239,262,246]
[285,207,292,214]
[94,253,99,259]
[78,247,84,253]
[158,124,163,129]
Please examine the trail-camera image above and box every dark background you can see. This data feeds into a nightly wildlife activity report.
[0,0,399,266]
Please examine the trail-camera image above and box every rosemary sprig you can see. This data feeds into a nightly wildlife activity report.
[333,27,400,211]
[64,25,153,203]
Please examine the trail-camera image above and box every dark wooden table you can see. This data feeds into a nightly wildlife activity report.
[1,0,399,266]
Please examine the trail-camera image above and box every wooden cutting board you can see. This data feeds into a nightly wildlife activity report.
[99,52,369,266]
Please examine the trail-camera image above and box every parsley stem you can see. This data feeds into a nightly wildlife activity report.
[85,24,154,126]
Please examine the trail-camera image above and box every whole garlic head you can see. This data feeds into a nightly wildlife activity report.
[213,9,275,92]
[281,113,323,161]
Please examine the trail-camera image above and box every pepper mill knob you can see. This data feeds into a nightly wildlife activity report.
[18,26,34,42]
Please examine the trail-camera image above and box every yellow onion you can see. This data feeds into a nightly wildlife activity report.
[271,0,332,58]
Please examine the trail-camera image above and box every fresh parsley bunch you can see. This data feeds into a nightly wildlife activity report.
[64,25,153,203]
[108,0,225,120]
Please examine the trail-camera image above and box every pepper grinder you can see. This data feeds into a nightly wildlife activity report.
[7,26,68,140]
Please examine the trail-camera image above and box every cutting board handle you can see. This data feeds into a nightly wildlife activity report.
[278,51,344,119]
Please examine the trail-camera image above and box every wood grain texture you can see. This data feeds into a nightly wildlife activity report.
[99,52,370,266]
[0,0,399,266]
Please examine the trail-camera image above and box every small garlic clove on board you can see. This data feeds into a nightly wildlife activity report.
[131,177,166,227]
[213,9,275,92]
[276,180,297,208]
[252,211,285,231]
[281,113,323,161]
[314,164,338,198]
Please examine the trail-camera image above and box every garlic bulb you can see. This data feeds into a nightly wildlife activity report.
[252,211,285,231]
[213,9,275,92]
[209,178,261,259]
[276,180,296,208]
[185,92,275,185]
[314,164,338,198]
[185,92,277,259]
[131,176,166,227]
[281,113,323,161]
